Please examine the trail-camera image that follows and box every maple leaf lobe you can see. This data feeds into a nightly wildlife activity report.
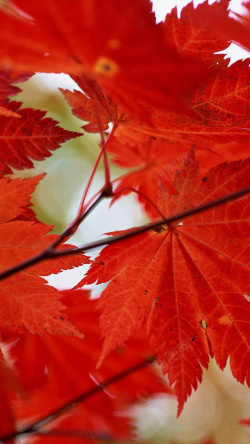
[0,102,82,174]
[82,154,250,413]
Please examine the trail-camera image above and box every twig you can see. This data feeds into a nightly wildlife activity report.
[23,429,112,440]
[0,355,156,442]
[48,186,250,256]
[0,186,249,280]
[0,191,105,280]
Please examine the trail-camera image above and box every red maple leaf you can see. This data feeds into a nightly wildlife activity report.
[0,69,31,117]
[60,76,126,133]
[115,58,250,147]
[54,0,249,139]
[0,362,18,443]
[189,0,250,52]
[0,223,87,337]
[0,101,82,175]
[81,153,250,414]
[0,174,43,222]
[0,175,88,339]
[107,138,250,219]
[60,56,249,155]
[1,291,170,441]
[0,0,209,116]
[61,56,250,219]
[163,1,229,64]
[0,0,249,436]
[0,69,30,103]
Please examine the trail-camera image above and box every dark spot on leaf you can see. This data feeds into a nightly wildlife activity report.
[95,259,105,265]
[72,54,81,64]
[102,63,111,71]
[115,346,125,354]
[153,226,166,234]
[202,176,207,181]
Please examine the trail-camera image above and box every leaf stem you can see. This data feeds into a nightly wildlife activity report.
[101,121,118,190]
[74,144,107,222]
[113,186,165,219]
[70,122,117,235]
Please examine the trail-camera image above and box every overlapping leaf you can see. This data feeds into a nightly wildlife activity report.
[189,0,250,52]
[61,54,249,222]
[75,58,250,143]
[0,0,210,116]
[107,137,250,218]
[163,1,229,64]
[1,291,169,441]
[81,153,250,414]
[0,174,42,222]
[0,175,88,339]
[60,76,126,133]
[0,0,249,434]
[56,2,249,146]
[0,101,82,175]
[0,69,31,117]
[0,69,30,103]
[114,59,250,146]
[0,362,17,443]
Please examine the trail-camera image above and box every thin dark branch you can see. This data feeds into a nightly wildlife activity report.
[0,186,249,281]
[29,429,136,443]
[50,186,250,256]
[0,355,156,442]
[48,189,107,250]
[0,191,105,281]
[24,429,113,440]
